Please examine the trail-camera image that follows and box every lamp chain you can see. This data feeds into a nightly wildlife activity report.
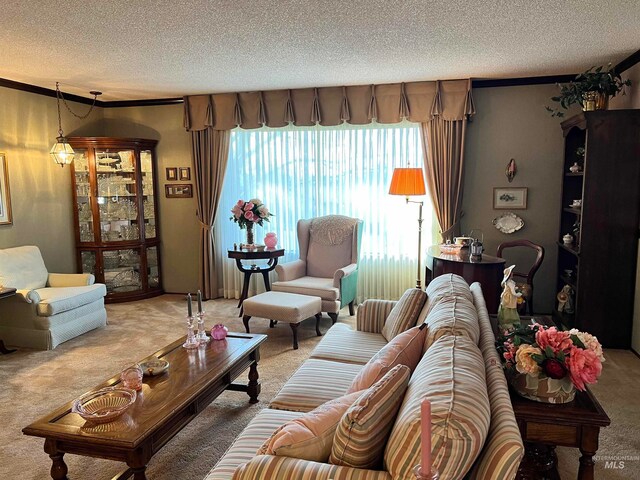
[55,82,101,121]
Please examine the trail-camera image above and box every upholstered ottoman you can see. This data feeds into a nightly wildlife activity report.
[242,292,322,349]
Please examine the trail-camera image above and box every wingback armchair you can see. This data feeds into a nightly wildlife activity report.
[272,215,363,323]
[0,246,107,350]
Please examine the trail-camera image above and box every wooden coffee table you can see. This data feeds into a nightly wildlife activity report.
[23,332,267,480]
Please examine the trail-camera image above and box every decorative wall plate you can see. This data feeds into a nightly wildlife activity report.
[493,212,524,234]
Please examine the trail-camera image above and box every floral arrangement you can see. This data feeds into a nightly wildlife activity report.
[497,323,604,391]
[230,198,273,229]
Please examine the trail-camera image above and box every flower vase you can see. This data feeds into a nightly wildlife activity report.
[245,223,255,246]
[509,372,576,404]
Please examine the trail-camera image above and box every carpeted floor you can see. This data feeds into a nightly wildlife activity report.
[0,295,638,479]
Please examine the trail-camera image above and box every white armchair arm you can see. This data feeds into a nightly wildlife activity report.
[275,260,306,281]
[47,273,95,287]
[333,263,357,288]
[16,289,41,304]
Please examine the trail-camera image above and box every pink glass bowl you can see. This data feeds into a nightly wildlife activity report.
[72,387,137,424]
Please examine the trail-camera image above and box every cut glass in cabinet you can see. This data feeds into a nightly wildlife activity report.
[80,251,96,275]
[75,150,93,242]
[103,249,142,293]
[147,246,160,288]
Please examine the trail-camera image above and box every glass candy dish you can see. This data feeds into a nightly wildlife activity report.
[72,387,136,424]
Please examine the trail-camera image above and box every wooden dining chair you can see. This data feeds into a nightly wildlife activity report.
[496,240,545,315]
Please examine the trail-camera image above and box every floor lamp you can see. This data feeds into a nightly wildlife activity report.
[389,167,427,289]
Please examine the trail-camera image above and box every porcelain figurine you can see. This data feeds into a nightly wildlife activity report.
[497,265,520,330]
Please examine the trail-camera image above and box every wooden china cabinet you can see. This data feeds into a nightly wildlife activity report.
[68,137,163,303]
[554,111,640,348]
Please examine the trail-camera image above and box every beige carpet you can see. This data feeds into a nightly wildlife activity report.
[0,295,638,480]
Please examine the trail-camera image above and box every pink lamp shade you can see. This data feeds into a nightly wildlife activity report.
[388,168,426,196]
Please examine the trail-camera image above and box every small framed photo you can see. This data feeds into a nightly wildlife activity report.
[493,187,528,209]
[0,153,12,225]
[166,167,178,181]
[179,167,191,181]
[165,184,193,198]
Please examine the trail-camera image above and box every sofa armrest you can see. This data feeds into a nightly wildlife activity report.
[356,299,397,333]
[233,455,392,480]
[15,289,41,304]
[333,263,357,288]
[47,273,95,287]
[275,260,306,281]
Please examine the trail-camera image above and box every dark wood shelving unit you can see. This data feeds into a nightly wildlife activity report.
[69,137,163,303]
[555,111,640,348]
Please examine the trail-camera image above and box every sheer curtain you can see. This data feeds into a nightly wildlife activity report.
[214,121,436,302]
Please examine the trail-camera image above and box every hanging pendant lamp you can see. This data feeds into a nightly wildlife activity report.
[50,82,102,167]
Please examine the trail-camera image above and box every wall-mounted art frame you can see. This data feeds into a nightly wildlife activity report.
[493,187,527,209]
[165,184,193,198]
[166,167,178,181]
[179,167,191,181]
[0,153,12,225]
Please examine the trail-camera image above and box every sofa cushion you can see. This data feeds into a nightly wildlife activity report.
[0,246,48,290]
[330,364,411,469]
[384,335,490,480]
[35,284,107,316]
[310,323,388,365]
[423,296,481,350]
[270,359,363,413]
[272,277,340,301]
[205,408,302,480]
[258,391,362,462]
[416,273,475,326]
[381,288,428,341]
[348,325,427,393]
[468,282,524,480]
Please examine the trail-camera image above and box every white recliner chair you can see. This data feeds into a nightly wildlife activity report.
[0,246,107,350]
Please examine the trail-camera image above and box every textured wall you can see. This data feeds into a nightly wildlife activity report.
[0,87,104,273]
[463,84,570,312]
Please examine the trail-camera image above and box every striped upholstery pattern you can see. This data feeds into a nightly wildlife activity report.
[232,455,392,480]
[310,324,388,365]
[468,282,524,480]
[205,408,302,480]
[330,365,411,469]
[423,296,481,350]
[356,299,397,333]
[417,273,475,325]
[381,289,428,341]
[270,359,363,412]
[258,391,362,462]
[348,326,427,393]
[384,335,490,480]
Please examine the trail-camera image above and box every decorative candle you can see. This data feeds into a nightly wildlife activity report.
[187,293,193,317]
[421,398,432,476]
[197,290,203,313]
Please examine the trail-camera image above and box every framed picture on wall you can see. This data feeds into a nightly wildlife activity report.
[493,187,527,209]
[0,153,12,225]
[166,167,178,181]
[179,167,191,181]
[165,184,193,198]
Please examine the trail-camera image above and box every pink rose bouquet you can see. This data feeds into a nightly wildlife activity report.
[497,322,604,391]
[230,198,273,229]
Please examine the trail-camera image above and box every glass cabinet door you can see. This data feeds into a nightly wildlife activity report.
[80,251,96,275]
[103,248,142,294]
[146,246,160,288]
[95,149,139,242]
[74,150,94,242]
[140,149,156,239]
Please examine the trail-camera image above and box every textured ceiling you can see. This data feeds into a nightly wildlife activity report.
[1,1,639,101]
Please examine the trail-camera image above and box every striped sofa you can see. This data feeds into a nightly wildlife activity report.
[206,274,524,480]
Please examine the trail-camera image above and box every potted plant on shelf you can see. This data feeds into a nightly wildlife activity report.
[546,63,631,117]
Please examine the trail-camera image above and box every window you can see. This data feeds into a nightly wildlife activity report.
[215,122,436,301]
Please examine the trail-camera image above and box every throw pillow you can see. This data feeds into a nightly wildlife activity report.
[258,391,362,462]
[329,364,411,469]
[381,288,428,341]
[347,325,427,393]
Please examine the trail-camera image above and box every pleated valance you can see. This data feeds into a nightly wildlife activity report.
[183,79,474,131]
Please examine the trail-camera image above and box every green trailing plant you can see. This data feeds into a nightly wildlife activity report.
[546,63,631,117]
